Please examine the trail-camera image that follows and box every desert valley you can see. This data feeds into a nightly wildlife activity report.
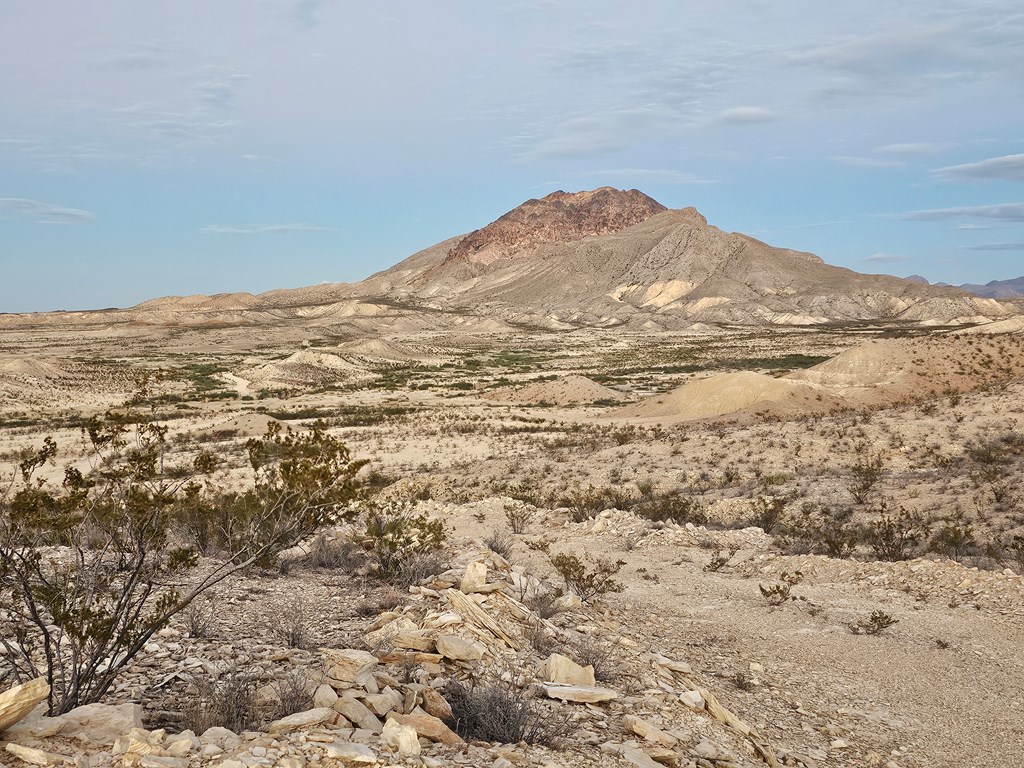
[2,189,1024,768]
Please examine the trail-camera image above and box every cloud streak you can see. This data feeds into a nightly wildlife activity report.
[901,203,1024,221]
[863,252,911,263]
[200,224,334,235]
[936,154,1024,182]
[0,198,94,224]
[963,243,1024,251]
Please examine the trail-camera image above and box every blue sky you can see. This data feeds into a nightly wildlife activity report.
[2,1,1023,312]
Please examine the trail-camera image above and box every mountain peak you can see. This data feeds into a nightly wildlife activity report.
[445,187,668,266]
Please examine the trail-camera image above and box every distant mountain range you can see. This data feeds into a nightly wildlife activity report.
[949,277,1024,300]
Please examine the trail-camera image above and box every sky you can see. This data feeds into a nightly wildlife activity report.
[2,1,1023,312]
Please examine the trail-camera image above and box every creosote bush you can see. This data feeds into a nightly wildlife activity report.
[0,408,365,715]
[549,552,624,602]
[363,501,446,586]
[865,502,931,562]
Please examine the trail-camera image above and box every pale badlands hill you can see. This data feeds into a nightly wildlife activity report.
[0,188,1015,332]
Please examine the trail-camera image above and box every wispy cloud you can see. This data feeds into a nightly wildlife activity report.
[878,142,953,156]
[863,252,911,263]
[963,242,1024,251]
[715,106,776,125]
[200,224,333,235]
[901,203,1024,221]
[575,168,714,185]
[833,156,907,168]
[0,197,94,224]
[935,153,1024,182]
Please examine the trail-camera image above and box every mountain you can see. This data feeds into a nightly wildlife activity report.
[0,188,1016,330]
[361,189,1014,328]
[958,276,1024,299]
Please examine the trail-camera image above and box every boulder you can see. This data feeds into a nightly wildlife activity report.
[0,677,49,734]
[390,707,463,745]
[381,718,420,757]
[267,707,334,736]
[541,653,595,687]
[419,686,453,720]
[619,744,664,768]
[542,684,617,703]
[323,649,378,689]
[679,690,705,711]
[435,635,485,661]
[313,683,339,709]
[59,702,142,745]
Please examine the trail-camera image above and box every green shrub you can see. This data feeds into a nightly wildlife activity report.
[864,501,931,562]
[549,552,624,602]
[363,502,446,584]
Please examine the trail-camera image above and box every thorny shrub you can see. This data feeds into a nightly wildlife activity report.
[549,552,624,602]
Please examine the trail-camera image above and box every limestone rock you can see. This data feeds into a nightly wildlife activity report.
[5,743,58,766]
[624,715,677,747]
[542,684,617,703]
[419,686,453,720]
[435,634,485,661]
[679,690,705,711]
[323,741,378,763]
[267,707,334,736]
[0,677,49,734]
[323,649,378,689]
[460,561,487,593]
[313,683,339,709]
[333,696,384,733]
[619,744,664,768]
[381,718,420,757]
[391,707,463,745]
[59,702,142,745]
[541,653,596,687]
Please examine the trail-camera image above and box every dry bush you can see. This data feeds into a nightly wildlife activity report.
[180,667,263,734]
[273,668,314,718]
[569,636,619,683]
[484,529,515,559]
[271,598,311,649]
[504,504,533,534]
[182,596,217,639]
[443,679,572,746]
[304,532,365,570]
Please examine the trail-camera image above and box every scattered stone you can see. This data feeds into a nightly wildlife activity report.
[5,743,59,766]
[679,690,705,711]
[333,696,384,733]
[390,707,463,745]
[624,715,677,747]
[619,743,664,768]
[460,561,488,593]
[323,649,379,689]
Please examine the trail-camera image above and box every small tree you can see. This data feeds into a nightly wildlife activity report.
[0,411,365,715]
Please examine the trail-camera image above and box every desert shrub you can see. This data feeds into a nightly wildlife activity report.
[781,503,858,558]
[558,486,628,523]
[864,502,931,561]
[848,447,885,504]
[549,553,624,602]
[271,598,311,649]
[484,529,515,559]
[570,636,618,683]
[523,588,565,619]
[443,679,572,746]
[758,582,791,606]
[850,610,898,635]
[929,518,976,562]
[504,503,533,534]
[750,490,794,534]
[303,531,366,570]
[0,413,364,715]
[524,622,561,656]
[181,666,263,734]
[363,502,446,585]
[634,491,707,526]
[703,549,733,572]
[182,596,217,639]
[273,668,314,718]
